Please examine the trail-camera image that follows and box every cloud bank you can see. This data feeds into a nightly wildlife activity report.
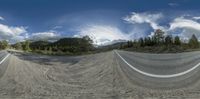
[169,17,200,40]
[29,31,60,41]
[169,17,200,31]
[76,25,129,45]
[123,12,200,42]
[0,21,60,43]
[0,24,27,42]
[123,12,165,30]
[74,12,200,45]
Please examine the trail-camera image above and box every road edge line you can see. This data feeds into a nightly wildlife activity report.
[0,54,10,65]
[115,50,200,78]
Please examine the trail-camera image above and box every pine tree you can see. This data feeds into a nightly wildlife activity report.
[165,35,173,45]
[138,38,144,47]
[1,40,8,49]
[174,36,181,45]
[189,34,199,48]
[15,42,22,50]
[23,40,31,51]
[153,29,165,44]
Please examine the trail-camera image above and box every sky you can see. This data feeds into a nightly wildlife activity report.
[1,0,200,45]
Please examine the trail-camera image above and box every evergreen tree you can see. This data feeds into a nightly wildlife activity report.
[165,35,173,45]
[15,42,22,50]
[1,40,8,49]
[127,41,133,47]
[23,40,31,51]
[189,34,199,48]
[144,37,152,46]
[153,29,165,44]
[151,36,157,46]
[138,38,144,47]
[174,36,181,45]
[120,43,124,49]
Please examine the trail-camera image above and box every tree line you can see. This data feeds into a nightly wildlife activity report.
[0,29,200,54]
[120,29,200,53]
[0,40,9,50]
[10,36,94,55]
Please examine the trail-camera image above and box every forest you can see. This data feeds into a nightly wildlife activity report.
[10,36,94,55]
[120,29,200,53]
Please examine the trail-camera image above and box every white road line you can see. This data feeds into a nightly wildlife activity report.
[115,50,200,78]
[0,54,10,65]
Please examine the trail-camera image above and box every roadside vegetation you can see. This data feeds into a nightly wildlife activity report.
[10,36,95,55]
[120,29,200,53]
[0,29,200,54]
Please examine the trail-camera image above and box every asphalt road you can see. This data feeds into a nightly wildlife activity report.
[1,50,200,98]
[0,51,10,78]
[115,50,200,89]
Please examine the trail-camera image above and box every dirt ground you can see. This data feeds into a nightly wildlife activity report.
[0,51,200,99]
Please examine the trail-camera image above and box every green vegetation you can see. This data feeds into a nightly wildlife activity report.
[188,34,199,49]
[11,36,94,55]
[23,40,31,51]
[120,29,200,53]
[13,42,22,50]
[5,29,200,54]
[0,40,9,50]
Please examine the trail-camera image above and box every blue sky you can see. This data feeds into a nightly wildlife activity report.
[1,0,200,45]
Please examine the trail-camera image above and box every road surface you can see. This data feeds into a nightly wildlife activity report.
[0,50,200,98]
[115,50,200,89]
[0,51,10,78]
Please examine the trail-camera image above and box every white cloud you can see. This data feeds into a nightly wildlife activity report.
[53,26,63,29]
[75,25,129,45]
[193,16,200,20]
[75,12,186,45]
[123,12,200,42]
[0,24,27,41]
[0,16,4,21]
[169,17,200,41]
[0,21,61,43]
[30,31,60,41]
[9,36,26,44]
[169,17,200,31]
[123,12,165,30]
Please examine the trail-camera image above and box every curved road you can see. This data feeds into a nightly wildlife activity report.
[115,50,200,88]
[0,50,200,98]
